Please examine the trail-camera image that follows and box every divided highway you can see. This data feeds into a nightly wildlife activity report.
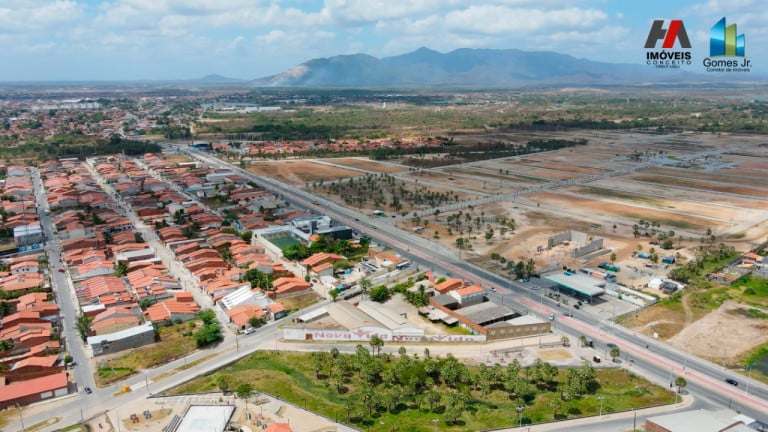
[181,146,768,421]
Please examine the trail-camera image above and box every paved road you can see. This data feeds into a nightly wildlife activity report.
[179,147,768,420]
[30,168,95,394]
[11,147,765,432]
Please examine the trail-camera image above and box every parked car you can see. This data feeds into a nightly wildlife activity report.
[725,378,738,386]
[593,356,602,363]
[244,327,256,335]
[84,387,92,394]
[57,268,65,273]
[488,286,497,292]
[574,304,581,309]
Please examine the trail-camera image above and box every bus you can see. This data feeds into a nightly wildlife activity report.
[395,261,411,270]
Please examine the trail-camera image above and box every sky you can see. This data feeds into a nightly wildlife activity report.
[1,0,766,81]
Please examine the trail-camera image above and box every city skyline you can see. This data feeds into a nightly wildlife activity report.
[1,0,766,81]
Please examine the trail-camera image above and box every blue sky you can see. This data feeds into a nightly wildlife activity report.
[1,0,765,81]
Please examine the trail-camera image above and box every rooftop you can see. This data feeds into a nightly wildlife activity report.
[545,272,606,297]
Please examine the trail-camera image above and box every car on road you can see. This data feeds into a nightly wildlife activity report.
[574,304,580,309]
[563,312,573,317]
[607,343,618,350]
[57,268,65,273]
[531,285,539,290]
[244,327,256,335]
[725,378,738,386]
[84,387,92,394]
[488,287,496,292]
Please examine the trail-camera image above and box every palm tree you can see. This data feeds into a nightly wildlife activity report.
[369,335,384,357]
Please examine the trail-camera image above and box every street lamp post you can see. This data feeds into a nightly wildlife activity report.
[597,396,605,421]
[16,403,25,432]
[516,406,524,429]
[745,363,753,395]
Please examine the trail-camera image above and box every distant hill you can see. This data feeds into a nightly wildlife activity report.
[252,47,659,88]
[194,74,242,83]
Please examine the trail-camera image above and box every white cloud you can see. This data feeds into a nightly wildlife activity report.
[322,0,461,26]
[445,6,607,34]
[0,1,83,33]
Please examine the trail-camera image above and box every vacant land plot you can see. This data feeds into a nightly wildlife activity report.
[668,302,768,363]
[247,161,361,184]
[628,174,768,198]
[527,191,724,230]
[328,157,407,173]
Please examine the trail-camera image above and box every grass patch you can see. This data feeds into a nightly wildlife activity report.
[94,320,200,386]
[153,352,223,382]
[53,424,89,432]
[165,351,674,431]
[728,232,746,239]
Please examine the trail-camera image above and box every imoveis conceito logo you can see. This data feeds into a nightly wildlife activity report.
[644,19,692,69]
[703,17,751,72]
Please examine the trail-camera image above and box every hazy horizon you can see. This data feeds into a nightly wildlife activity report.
[2,0,766,81]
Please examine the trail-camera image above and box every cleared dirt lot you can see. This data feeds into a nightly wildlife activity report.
[527,191,725,230]
[667,302,768,363]
[327,157,407,173]
[247,160,362,184]
[252,130,768,366]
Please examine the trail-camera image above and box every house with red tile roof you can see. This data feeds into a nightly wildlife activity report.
[301,252,344,269]
[186,257,227,274]
[450,284,485,307]
[143,293,200,323]
[0,371,70,409]
[434,278,464,294]
[264,422,292,432]
[73,260,114,280]
[10,261,39,275]
[90,307,142,335]
[0,273,44,293]
[6,355,62,383]
[270,277,312,299]
[225,305,266,329]
[179,248,220,263]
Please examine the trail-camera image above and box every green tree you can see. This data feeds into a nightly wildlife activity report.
[610,347,621,363]
[369,285,390,302]
[75,314,93,342]
[674,376,687,394]
[369,335,384,357]
[235,382,253,399]
[114,261,128,277]
[248,316,266,328]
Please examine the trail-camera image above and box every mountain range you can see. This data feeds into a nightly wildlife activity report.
[252,47,676,88]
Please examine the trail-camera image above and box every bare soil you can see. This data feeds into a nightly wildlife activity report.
[667,301,768,363]
[246,161,362,184]
[328,157,407,173]
[527,191,724,229]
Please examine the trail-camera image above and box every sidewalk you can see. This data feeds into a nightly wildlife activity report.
[495,393,694,432]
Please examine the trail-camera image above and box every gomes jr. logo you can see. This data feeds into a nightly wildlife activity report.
[703,17,751,72]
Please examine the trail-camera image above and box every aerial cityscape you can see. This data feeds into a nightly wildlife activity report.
[1,2,768,432]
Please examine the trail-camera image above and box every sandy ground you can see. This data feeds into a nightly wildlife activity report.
[241,131,768,364]
[667,301,768,363]
[247,161,362,185]
[326,157,407,173]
